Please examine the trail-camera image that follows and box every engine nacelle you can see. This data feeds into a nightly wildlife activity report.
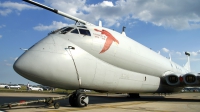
[163,72,200,86]
[197,73,200,81]
[183,73,199,86]
[165,74,180,86]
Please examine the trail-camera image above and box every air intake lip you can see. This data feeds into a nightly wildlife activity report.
[165,74,180,86]
[183,73,197,85]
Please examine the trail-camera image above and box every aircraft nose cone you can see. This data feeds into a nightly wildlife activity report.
[13,49,79,89]
[13,52,32,79]
[13,58,22,75]
[13,51,50,84]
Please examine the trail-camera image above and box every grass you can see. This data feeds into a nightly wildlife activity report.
[0,88,67,93]
[0,85,73,94]
[0,85,100,94]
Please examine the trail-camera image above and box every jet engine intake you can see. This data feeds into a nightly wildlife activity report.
[165,75,180,86]
[183,73,198,85]
[164,73,200,86]
[198,73,200,81]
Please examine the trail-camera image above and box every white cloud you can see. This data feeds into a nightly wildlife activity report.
[100,1,114,7]
[34,21,68,31]
[190,51,199,56]
[43,0,200,30]
[0,25,6,28]
[179,50,200,57]
[176,52,182,55]
[174,50,200,57]
[162,48,169,53]
[198,50,200,54]
[126,0,200,30]
[45,0,86,16]
[190,58,200,62]
[0,1,39,16]
[9,57,19,61]
[44,0,123,27]
[176,51,200,67]
[0,25,5,39]
[0,9,12,16]
[3,57,18,67]
[5,63,12,66]
[116,22,120,27]
[0,1,38,11]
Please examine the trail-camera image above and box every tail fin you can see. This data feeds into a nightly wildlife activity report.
[184,52,191,72]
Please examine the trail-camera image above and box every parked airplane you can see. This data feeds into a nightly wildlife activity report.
[13,0,200,107]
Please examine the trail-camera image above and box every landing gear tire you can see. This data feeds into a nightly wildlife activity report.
[54,102,60,109]
[69,93,89,107]
[76,93,88,107]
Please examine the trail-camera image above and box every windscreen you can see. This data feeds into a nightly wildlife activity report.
[79,29,91,36]
[60,27,74,34]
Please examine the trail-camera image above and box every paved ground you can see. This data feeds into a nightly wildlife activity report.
[0,92,200,112]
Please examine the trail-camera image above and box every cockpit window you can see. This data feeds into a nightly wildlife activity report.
[79,29,91,36]
[48,27,66,35]
[71,29,79,34]
[60,27,73,34]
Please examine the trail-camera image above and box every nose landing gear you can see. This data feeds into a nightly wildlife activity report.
[69,90,89,107]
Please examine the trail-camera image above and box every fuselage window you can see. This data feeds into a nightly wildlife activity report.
[71,29,79,34]
[79,29,91,36]
[60,27,73,34]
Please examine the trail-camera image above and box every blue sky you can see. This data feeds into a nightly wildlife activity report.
[0,0,200,85]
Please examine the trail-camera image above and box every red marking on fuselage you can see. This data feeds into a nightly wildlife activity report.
[94,29,119,53]
[179,76,183,82]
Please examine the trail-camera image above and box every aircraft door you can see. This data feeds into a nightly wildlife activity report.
[73,58,96,89]
[65,44,96,89]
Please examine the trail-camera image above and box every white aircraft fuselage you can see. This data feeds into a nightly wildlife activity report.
[14,24,192,93]
[14,0,199,95]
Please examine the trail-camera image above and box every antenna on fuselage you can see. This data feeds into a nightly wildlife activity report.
[99,21,102,27]
[169,54,172,61]
[184,52,191,72]
[122,26,126,36]
[23,0,95,26]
